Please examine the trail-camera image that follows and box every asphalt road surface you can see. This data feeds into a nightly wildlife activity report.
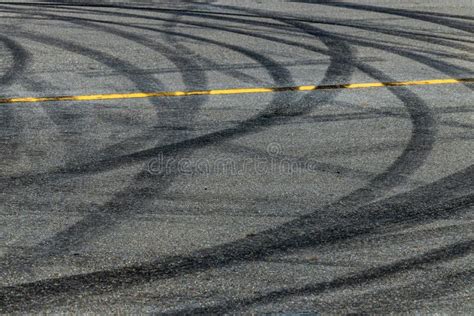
[0,0,473,313]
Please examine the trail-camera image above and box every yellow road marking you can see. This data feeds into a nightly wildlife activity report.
[0,78,472,104]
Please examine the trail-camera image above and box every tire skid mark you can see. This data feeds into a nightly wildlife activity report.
[0,2,404,308]
[0,3,472,312]
[0,9,384,184]
[5,2,473,37]
[321,2,474,34]
[1,167,472,312]
[0,12,320,183]
[65,3,474,83]
[0,0,443,267]
[0,12,213,273]
[31,4,474,55]
[212,3,473,84]
[0,6,404,195]
[0,2,309,277]
[9,23,207,260]
[1,1,349,305]
[1,9,211,275]
[325,269,473,313]
[212,1,436,211]
[5,3,471,94]
[170,240,474,314]
[39,4,474,57]
[0,5,302,85]
[0,2,460,228]
[0,30,168,160]
[0,35,30,168]
[2,3,220,267]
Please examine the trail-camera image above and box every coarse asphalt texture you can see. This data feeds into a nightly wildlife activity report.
[0,0,473,313]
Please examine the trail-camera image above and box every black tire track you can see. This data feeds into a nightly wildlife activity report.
[170,239,473,314]
[0,1,351,305]
[0,5,395,310]
[0,8,213,275]
[319,2,474,34]
[0,3,306,273]
[6,5,214,264]
[0,35,30,172]
[44,3,473,56]
[210,0,436,217]
[0,2,471,312]
[0,17,214,274]
[49,3,473,92]
[0,9,319,181]
[0,1,456,264]
[35,4,473,135]
[1,165,472,312]
[3,0,435,272]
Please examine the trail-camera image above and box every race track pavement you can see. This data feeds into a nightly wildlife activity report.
[0,0,473,313]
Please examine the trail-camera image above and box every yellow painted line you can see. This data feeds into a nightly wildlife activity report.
[0,77,472,104]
